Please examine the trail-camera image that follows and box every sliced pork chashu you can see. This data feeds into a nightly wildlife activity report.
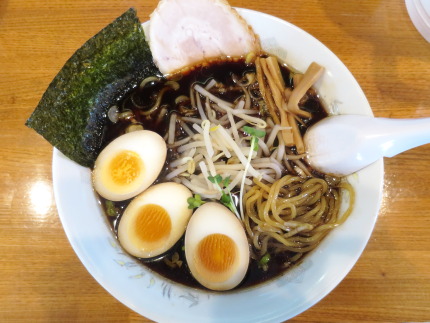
[148,0,261,75]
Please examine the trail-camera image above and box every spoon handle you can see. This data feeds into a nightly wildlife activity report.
[367,117,430,157]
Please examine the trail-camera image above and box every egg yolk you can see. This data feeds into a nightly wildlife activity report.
[135,204,172,248]
[197,233,236,274]
[109,150,143,186]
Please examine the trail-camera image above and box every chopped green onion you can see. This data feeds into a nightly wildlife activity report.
[259,253,271,266]
[105,200,117,217]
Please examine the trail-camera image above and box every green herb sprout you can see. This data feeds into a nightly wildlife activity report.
[208,174,239,217]
[187,194,206,209]
[239,126,266,221]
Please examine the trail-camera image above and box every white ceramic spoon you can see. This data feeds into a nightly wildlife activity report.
[304,115,430,176]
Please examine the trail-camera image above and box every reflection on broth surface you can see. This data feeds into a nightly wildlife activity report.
[96,58,354,290]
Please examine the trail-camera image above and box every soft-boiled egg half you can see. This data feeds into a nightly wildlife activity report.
[118,182,193,258]
[185,202,250,291]
[93,130,167,201]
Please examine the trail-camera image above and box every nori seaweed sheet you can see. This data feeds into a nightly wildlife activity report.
[26,8,160,167]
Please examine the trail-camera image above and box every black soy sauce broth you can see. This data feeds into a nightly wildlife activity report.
[97,58,328,290]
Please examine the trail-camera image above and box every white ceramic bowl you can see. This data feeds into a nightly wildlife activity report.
[53,8,384,322]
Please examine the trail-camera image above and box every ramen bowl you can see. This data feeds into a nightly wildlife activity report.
[53,8,383,322]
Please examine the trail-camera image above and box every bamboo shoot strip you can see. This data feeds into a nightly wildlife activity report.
[287,62,324,117]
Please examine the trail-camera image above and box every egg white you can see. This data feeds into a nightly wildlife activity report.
[93,130,167,201]
[185,202,250,291]
[118,182,193,258]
